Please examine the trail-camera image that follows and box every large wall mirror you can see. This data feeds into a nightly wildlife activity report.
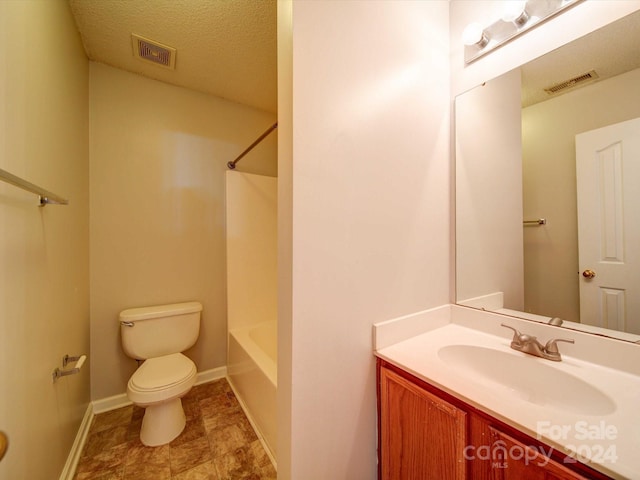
[455,9,640,343]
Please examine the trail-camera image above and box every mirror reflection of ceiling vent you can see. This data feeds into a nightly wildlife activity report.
[544,70,599,95]
[132,34,176,70]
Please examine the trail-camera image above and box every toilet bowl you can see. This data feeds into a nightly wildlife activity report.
[120,302,202,446]
[127,353,197,446]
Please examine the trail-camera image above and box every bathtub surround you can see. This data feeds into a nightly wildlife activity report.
[225,172,278,332]
[89,63,278,403]
[226,172,278,461]
[0,2,90,479]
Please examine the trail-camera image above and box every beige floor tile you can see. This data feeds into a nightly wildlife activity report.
[248,441,272,469]
[74,379,276,479]
[125,441,170,466]
[202,407,246,433]
[74,443,129,480]
[192,380,231,401]
[123,461,172,480]
[171,416,207,447]
[200,393,241,420]
[91,406,134,433]
[173,461,219,480]
[170,435,212,475]
[208,424,254,458]
[81,426,129,459]
[75,469,124,480]
[212,446,263,480]
[261,463,278,480]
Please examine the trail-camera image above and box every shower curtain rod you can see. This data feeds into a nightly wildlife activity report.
[0,167,68,206]
[227,122,278,170]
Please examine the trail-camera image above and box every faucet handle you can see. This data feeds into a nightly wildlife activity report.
[544,338,575,361]
[501,324,522,345]
[544,338,575,354]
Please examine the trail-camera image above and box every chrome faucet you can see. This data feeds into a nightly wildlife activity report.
[548,317,563,326]
[501,324,574,362]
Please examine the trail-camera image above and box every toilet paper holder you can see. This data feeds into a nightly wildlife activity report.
[52,354,86,382]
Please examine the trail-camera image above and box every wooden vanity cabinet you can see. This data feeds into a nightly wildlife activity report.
[486,428,589,480]
[379,365,467,479]
[377,359,610,480]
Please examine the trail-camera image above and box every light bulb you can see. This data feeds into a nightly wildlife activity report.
[502,0,529,26]
[462,23,489,48]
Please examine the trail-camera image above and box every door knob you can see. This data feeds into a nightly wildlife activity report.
[0,431,7,462]
[582,269,596,279]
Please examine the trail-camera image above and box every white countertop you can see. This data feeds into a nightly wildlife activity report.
[374,305,640,480]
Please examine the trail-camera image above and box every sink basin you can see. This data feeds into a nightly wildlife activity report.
[438,345,616,415]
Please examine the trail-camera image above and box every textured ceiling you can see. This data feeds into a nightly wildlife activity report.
[521,10,640,107]
[69,0,277,113]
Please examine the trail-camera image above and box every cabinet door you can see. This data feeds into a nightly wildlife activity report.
[379,366,466,480]
[488,427,588,480]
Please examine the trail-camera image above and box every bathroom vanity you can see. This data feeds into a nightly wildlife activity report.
[378,361,608,479]
[374,305,640,480]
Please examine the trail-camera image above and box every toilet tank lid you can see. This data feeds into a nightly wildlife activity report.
[119,301,202,322]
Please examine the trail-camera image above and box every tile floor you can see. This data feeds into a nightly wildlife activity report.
[74,378,277,480]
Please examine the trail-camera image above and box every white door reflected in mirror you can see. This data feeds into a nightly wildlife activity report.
[576,117,640,334]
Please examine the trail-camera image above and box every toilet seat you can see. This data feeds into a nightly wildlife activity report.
[127,353,196,406]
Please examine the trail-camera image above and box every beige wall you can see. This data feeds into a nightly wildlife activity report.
[523,67,640,321]
[276,0,293,476]
[278,1,450,477]
[456,69,523,309]
[89,63,277,401]
[0,2,90,479]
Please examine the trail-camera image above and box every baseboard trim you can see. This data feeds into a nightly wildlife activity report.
[195,365,227,386]
[92,366,228,414]
[58,402,94,480]
[92,392,132,414]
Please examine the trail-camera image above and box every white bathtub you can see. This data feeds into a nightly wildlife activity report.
[228,321,277,462]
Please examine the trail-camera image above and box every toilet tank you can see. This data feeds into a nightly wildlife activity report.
[120,302,202,360]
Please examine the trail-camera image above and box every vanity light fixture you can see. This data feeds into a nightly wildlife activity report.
[502,1,530,27]
[462,22,490,48]
[463,0,584,64]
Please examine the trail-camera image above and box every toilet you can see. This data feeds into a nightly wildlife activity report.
[119,301,202,446]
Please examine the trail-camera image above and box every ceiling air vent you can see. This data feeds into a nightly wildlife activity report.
[132,34,176,70]
[544,70,599,95]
